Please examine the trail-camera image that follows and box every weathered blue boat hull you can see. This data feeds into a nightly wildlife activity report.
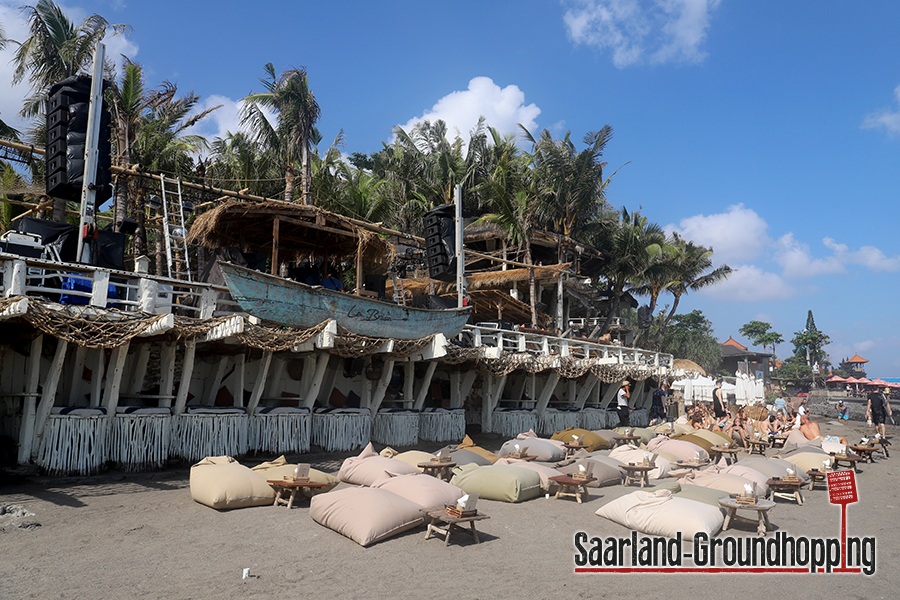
[219,262,472,340]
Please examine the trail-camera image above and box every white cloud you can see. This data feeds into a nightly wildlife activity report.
[397,76,540,143]
[697,264,796,302]
[666,203,769,265]
[562,0,721,68]
[775,234,900,276]
[0,1,138,132]
[862,84,900,137]
[774,233,845,278]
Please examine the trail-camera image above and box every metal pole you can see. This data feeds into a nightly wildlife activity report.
[454,184,465,309]
[76,42,106,264]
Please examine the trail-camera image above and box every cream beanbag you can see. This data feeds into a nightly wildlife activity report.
[647,437,709,462]
[190,456,275,510]
[371,473,465,508]
[595,489,723,537]
[737,457,810,483]
[310,487,424,547]
[450,464,542,503]
[382,450,438,472]
[339,443,419,486]
[456,435,500,463]
[450,448,494,466]
[550,427,609,452]
[499,438,565,462]
[608,446,671,479]
[569,458,625,488]
[494,458,564,492]
[678,471,753,495]
[251,456,339,498]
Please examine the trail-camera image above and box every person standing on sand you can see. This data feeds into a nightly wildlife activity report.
[617,381,631,427]
[650,381,668,425]
[866,388,892,438]
[713,380,727,419]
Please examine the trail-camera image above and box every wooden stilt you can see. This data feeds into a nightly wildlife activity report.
[18,335,43,464]
[301,353,330,409]
[67,345,87,405]
[413,361,438,410]
[102,343,130,417]
[31,339,68,459]
[127,344,151,395]
[174,340,196,414]
[205,355,229,406]
[247,351,273,413]
[232,353,245,407]
[89,348,105,407]
[535,372,561,414]
[369,359,396,413]
[158,342,177,407]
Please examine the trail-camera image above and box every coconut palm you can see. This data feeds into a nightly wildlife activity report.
[652,239,732,344]
[11,0,130,119]
[241,64,320,204]
[592,207,666,337]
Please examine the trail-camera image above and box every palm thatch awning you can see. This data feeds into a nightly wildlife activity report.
[187,200,393,263]
[672,358,706,376]
[388,263,572,297]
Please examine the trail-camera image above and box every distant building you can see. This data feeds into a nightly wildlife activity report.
[840,354,869,378]
[720,336,772,382]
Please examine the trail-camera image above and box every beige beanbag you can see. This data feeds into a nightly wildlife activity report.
[614,427,655,445]
[380,448,438,472]
[608,446,670,479]
[494,458,564,492]
[647,436,709,462]
[782,451,833,474]
[251,455,339,498]
[551,427,609,451]
[499,438,565,462]
[190,456,275,510]
[310,487,425,547]
[595,489,723,537]
[569,458,625,488]
[450,464,542,503]
[371,473,465,508]
[678,471,753,495]
[736,457,810,483]
[339,443,419,486]
[457,435,500,463]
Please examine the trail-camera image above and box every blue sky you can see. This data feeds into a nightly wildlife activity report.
[2,1,900,375]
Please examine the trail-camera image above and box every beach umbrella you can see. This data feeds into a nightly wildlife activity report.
[871,378,888,386]
[826,375,846,383]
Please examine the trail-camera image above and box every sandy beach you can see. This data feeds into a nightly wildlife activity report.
[2,417,897,600]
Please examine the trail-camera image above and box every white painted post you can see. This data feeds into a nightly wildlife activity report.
[17,335,43,464]
[199,287,217,318]
[535,372,561,414]
[404,363,415,406]
[301,353,330,409]
[102,342,130,418]
[263,357,285,400]
[575,374,599,409]
[413,361,438,410]
[205,356,229,406]
[159,342,177,407]
[31,340,68,459]
[368,359,395,413]
[89,348,105,407]
[232,353,245,407]
[90,270,110,307]
[8,259,26,297]
[66,345,87,404]
[481,375,494,433]
[173,341,196,414]
[127,344,151,394]
[247,351,272,414]
[138,277,158,313]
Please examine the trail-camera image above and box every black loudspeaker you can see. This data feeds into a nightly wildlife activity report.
[423,205,457,281]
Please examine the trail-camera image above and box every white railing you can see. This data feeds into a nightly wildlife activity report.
[462,324,672,368]
[0,252,239,316]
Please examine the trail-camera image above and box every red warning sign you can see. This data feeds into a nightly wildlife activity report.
[827,470,858,505]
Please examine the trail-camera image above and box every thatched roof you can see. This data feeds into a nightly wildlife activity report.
[187,201,392,263]
[388,263,572,297]
[672,358,706,376]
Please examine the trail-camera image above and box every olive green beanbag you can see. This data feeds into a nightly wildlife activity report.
[450,464,542,503]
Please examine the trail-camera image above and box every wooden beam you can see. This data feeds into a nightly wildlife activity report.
[126,344,151,395]
[368,359,396,413]
[101,343,130,418]
[271,216,280,275]
[205,356,229,406]
[34,340,70,459]
[232,353,245,407]
[174,340,196,414]
[535,372,561,414]
[247,351,272,414]
[575,374,599,409]
[413,361,438,411]
[89,348,105,407]
[17,335,43,464]
[301,353,330,409]
[272,213,359,238]
[158,342,177,407]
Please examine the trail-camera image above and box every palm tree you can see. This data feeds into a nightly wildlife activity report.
[11,0,130,119]
[476,147,541,327]
[630,235,681,346]
[520,125,614,242]
[241,64,320,204]
[652,239,732,344]
[592,207,666,337]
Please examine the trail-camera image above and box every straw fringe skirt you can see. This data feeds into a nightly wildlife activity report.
[249,413,311,454]
[418,411,465,442]
[372,412,419,447]
[110,414,171,472]
[171,414,249,462]
[37,415,108,476]
[312,413,370,452]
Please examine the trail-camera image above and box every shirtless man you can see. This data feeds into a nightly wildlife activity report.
[799,415,849,446]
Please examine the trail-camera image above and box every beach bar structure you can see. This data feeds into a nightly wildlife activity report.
[1,202,673,476]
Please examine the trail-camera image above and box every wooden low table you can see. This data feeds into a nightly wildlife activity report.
[549,474,597,503]
[719,496,775,536]
[766,478,803,505]
[420,507,490,546]
[771,435,788,449]
[563,443,589,459]
[621,464,653,487]
[418,461,457,481]
[614,435,641,447]
[674,460,709,471]
[849,445,878,463]
[710,445,740,465]
[831,454,864,472]
[267,479,330,509]
[507,454,537,462]
[747,438,770,456]
[805,469,831,491]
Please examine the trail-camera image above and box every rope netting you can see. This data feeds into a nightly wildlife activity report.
[21,298,169,349]
[331,325,435,359]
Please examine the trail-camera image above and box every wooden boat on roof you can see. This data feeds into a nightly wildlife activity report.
[188,201,472,339]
